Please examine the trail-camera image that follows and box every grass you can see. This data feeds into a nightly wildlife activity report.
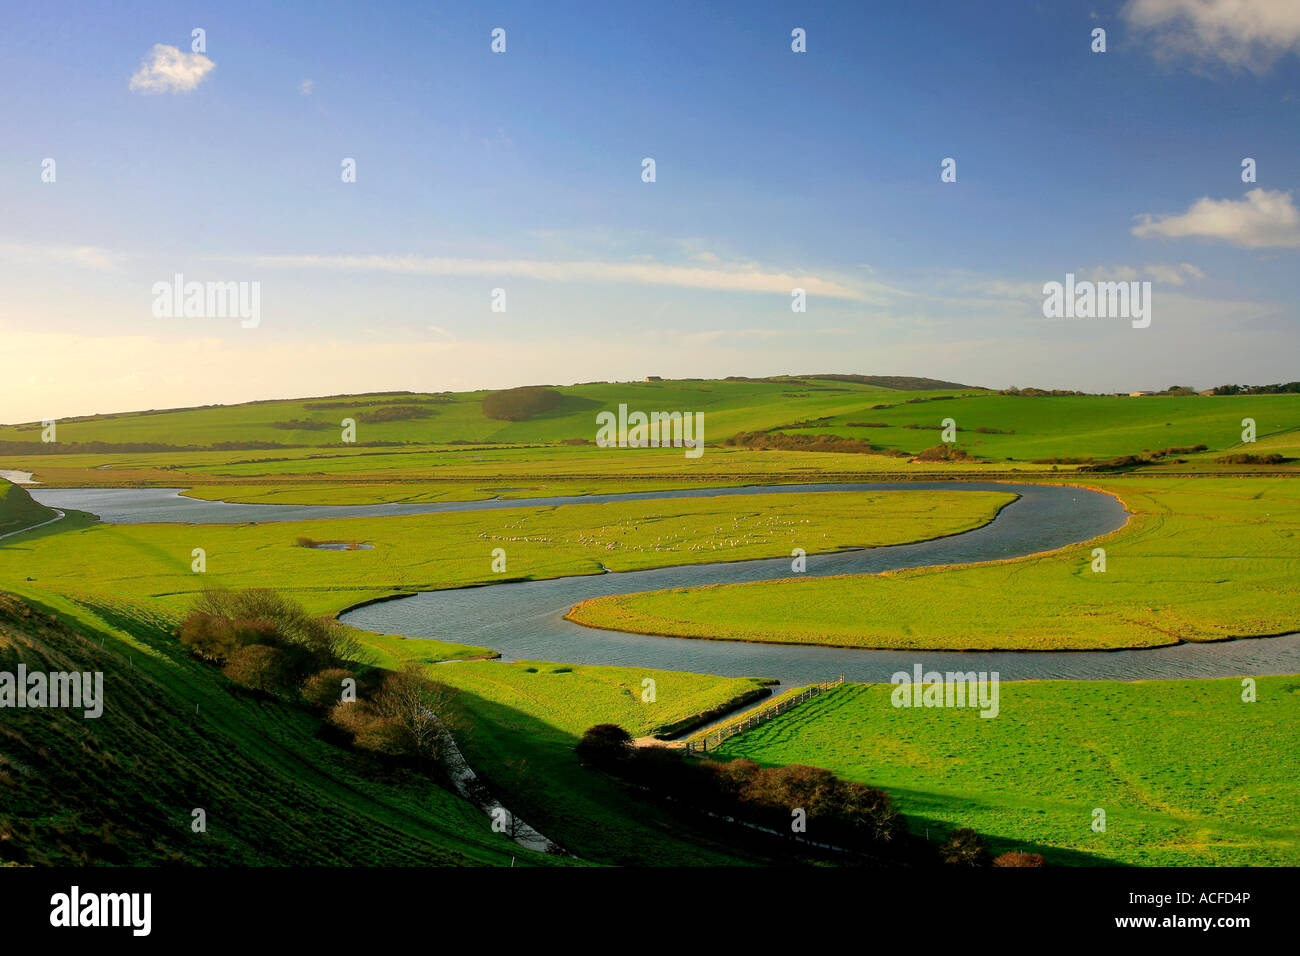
[8,383,1295,498]
[714,680,1300,866]
[782,392,1300,463]
[432,660,778,865]
[435,659,769,739]
[0,480,56,536]
[0,591,549,866]
[0,490,1012,625]
[0,378,918,447]
[567,477,1300,650]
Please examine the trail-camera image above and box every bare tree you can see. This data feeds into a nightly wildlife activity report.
[372,664,461,769]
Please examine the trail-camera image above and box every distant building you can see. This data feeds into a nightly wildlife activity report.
[1129,390,1156,397]
[644,376,662,382]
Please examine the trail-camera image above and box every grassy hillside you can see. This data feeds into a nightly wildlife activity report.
[3,381,1294,496]
[781,392,1300,463]
[567,478,1300,650]
[716,680,1300,866]
[0,378,921,448]
[0,479,56,536]
[0,592,543,866]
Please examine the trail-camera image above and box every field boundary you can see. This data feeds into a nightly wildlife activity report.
[684,677,844,753]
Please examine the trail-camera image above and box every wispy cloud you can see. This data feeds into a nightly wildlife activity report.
[298,79,314,96]
[129,44,215,94]
[0,241,120,271]
[1087,262,1206,285]
[229,253,867,299]
[1133,189,1300,248]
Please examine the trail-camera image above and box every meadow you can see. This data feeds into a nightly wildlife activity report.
[780,392,1300,464]
[715,680,1300,866]
[4,380,1295,502]
[567,478,1300,650]
[0,488,1012,627]
[3,377,1299,868]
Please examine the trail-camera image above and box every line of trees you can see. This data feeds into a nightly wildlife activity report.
[576,724,1045,866]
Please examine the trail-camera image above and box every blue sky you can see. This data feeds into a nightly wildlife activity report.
[3,0,1300,419]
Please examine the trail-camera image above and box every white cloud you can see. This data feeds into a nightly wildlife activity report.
[1132,189,1300,248]
[298,79,314,96]
[230,253,867,299]
[1123,0,1300,71]
[129,44,215,94]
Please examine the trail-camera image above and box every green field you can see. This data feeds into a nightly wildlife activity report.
[0,378,926,447]
[4,378,1299,868]
[715,680,1300,866]
[4,381,1295,499]
[568,478,1300,650]
[0,490,1012,624]
[781,392,1300,464]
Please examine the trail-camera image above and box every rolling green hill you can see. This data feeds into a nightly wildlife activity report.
[0,377,927,448]
[3,379,1294,481]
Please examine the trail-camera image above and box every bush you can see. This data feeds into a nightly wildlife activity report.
[301,668,356,708]
[179,613,278,664]
[222,644,295,693]
[352,717,415,757]
[328,700,375,737]
[915,444,974,462]
[481,386,563,421]
[1216,453,1285,465]
[575,724,634,767]
[940,828,990,867]
[993,851,1046,867]
[723,431,907,456]
[182,590,363,674]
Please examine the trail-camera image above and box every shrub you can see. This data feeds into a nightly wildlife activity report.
[179,613,278,664]
[1217,453,1285,465]
[723,431,907,456]
[915,444,974,462]
[352,717,414,757]
[222,644,295,693]
[940,827,990,867]
[328,700,376,737]
[993,851,1046,867]
[481,386,563,421]
[355,405,435,423]
[575,723,634,767]
[301,668,356,708]
[183,589,363,673]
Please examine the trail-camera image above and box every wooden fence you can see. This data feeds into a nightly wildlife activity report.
[684,677,844,753]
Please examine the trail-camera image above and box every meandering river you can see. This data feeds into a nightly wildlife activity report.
[30,482,1300,683]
